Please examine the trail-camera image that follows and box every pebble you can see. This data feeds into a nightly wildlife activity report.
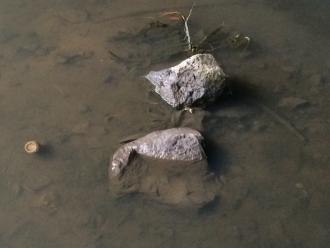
[278,96,309,110]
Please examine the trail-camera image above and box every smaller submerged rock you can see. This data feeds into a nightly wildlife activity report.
[110,127,205,178]
[110,155,217,208]
[109,128,218,207]
[145,54,226,108]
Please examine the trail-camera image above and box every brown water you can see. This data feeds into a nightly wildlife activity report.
[1,0,330,247]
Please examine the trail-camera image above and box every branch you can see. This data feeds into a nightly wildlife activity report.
[183,3,195,51]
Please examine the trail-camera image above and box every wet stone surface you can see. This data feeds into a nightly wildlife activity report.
[110,127,206,178]
[109,127,218,207]
[145,54,226,108]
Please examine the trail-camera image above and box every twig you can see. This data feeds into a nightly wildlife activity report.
[158,3,195,51]
[182,3,195,51]
[89,3,219,24]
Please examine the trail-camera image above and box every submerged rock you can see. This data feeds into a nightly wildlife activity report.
[109,128,217,207]
[145,54,226,108]
[110,156,217,207]
[110,127,205,178]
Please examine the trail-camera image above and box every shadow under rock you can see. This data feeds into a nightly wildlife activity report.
[203,135,229,177]
[202,77,265,175]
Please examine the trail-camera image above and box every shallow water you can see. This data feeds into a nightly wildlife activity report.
[0,0,330,247]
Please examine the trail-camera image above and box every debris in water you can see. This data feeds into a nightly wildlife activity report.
[227,32,251,49]
[24,140,40,154]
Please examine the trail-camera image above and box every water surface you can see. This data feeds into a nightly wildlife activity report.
[0,0,329,247]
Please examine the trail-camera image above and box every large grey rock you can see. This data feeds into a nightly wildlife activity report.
[145,54,226,108]
[109,128,218,207]
[110,127,206,178]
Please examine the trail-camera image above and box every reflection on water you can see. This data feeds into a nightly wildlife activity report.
[0,0,329,247]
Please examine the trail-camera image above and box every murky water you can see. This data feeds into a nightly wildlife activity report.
[1,0,330,247]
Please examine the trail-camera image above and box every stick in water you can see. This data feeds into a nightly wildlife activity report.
[183,3,195,51]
